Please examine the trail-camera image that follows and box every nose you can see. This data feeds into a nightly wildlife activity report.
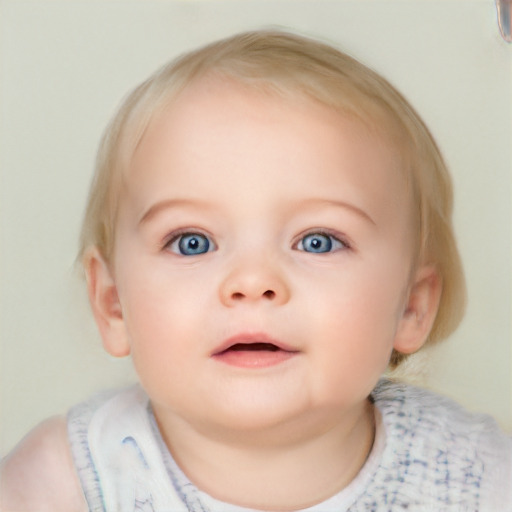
[219,255,291,307]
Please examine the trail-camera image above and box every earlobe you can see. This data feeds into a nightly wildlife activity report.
[393,265,442,355]
[84,247,130,358]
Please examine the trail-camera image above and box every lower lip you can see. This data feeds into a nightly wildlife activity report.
[212,349,297,368]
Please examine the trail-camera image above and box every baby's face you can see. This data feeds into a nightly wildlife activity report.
[110,78,417,434]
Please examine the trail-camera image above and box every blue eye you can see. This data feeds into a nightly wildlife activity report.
[168,233,212,256]
[298,232,346,253]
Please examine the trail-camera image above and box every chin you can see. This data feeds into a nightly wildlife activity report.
[194,393,311,438]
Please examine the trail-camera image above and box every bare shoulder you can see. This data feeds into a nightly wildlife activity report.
[0,416,88,512]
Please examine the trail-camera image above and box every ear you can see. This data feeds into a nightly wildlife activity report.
[393,265,442,355]
[84,247,130,358]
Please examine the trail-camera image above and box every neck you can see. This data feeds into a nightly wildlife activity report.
[155,400,376,511]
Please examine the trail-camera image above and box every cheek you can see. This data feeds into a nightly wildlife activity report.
[122,277,206,342]
[118,268,207,398]
[305,278,402,404]
[114,252,206,349]
[307,256,409,354]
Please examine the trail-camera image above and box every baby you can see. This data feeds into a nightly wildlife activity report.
[1,30,511,511]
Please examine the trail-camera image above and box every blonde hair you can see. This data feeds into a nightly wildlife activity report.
[79,30,466,365]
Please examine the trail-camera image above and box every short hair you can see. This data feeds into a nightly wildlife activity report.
[79,30,466,366]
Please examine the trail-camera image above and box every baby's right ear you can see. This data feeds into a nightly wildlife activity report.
[84,247,130,357]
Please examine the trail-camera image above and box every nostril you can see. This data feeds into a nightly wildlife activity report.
[227,289,277,301]
[263,290,276,299]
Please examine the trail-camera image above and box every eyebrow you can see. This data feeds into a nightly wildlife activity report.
[298,198,376,226]
[138,198,215,225]
[139,197,375,226]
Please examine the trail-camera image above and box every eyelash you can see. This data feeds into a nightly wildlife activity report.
[294,230,350,254]
[162,229,351,256]
[163,229,215,256]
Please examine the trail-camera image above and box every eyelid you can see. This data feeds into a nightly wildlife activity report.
[293,229,351,251]
[163,228,216,252]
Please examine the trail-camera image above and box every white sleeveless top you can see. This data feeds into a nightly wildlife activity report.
[67,380,512,511]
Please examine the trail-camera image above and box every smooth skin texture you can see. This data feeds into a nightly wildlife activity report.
[0,417,88,511]
[1,78,441,510]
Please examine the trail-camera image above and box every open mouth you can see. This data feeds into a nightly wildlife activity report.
[212,336,298,368]
[223,342,282,353]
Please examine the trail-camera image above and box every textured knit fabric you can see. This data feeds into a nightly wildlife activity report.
[67,380,512,511]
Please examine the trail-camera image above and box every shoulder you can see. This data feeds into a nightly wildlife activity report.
[0,416,88,512]
[372,379,512,507]
[373,378,511,440]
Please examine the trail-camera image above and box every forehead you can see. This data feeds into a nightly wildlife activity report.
[124,77,410,221]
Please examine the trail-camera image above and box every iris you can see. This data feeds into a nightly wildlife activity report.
[175,233,211,255]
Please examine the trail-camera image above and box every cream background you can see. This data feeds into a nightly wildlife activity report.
[1,0,511,456]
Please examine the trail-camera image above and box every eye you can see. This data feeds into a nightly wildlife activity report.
[167,232,213,256]
[297,232,347,253]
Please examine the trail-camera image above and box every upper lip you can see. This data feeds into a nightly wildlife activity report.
[211,332,299,356]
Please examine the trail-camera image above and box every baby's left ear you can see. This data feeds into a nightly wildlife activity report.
[393,265,442,355]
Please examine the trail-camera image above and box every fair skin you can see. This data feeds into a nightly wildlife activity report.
[0,416,88,511]
[0,78,441,511]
